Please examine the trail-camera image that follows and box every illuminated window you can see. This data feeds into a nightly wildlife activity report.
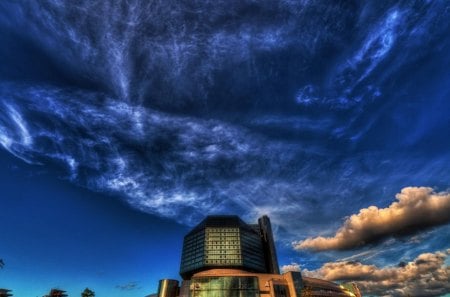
[191,276,259,297]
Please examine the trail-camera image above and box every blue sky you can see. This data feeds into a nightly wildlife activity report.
[0,150,185,296]
[1,1,450,296]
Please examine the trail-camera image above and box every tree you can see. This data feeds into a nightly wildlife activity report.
[44,289,67,297]
[81,288,95,297]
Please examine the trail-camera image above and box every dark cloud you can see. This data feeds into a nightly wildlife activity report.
[295,187,450,251]
[0,0,359,107]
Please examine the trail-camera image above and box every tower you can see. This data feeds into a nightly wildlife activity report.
[258,215,280,274]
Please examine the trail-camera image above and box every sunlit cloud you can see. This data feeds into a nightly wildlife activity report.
[295,187,450,251]
[280,263,301,273]
[302,250,450,297]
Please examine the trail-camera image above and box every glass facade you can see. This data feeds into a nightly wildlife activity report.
[180,215,273,279]
[273,285,289,297]
[190,276,259,297]
[258,216,280,274]
[181,229,205,273]
[205,227,242,266]
[240,229,266,272]
[290,272,303,297]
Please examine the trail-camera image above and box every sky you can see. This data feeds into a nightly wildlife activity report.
[0,1,449,296]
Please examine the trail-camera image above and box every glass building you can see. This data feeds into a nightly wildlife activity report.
[185,269,304,297]
[155,215,361,297]
[190,276,259,297]
[180,215,278,279]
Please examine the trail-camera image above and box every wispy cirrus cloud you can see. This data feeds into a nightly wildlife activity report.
[1,2,450,251]
[0,84,300,225]
[294,187,450,251]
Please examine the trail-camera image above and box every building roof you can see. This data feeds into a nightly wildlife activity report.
[303,277,343,291]
[186,215,255,236]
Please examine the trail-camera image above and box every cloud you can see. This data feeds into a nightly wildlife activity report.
[281,263,301,273]
[1,2,450,249]
[302,250,450,297]
[295,187,450,251]
[115,281,139,291]
[0,84,302,225]
[2,1,356,104]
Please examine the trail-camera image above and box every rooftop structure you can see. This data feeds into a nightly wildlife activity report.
[303,277,358,297]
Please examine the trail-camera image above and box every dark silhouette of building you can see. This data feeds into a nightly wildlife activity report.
[0,289,12,297]
[258,215,280,274]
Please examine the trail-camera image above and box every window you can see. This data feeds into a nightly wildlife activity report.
[190,276,259,297]
[273,285,289,297]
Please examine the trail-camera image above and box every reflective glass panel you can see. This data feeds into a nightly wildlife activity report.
[190,276,259,297]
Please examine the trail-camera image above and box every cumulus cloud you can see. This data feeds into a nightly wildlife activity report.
[295,187,450,251]
[302,250,450,297]
[281,263,301,273]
